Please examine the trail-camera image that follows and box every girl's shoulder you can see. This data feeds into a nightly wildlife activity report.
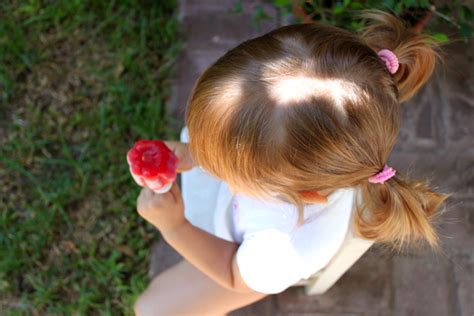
[232,191,299,236]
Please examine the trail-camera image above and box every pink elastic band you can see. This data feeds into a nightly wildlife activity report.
[377,49,399,74]
[368,164,396,184]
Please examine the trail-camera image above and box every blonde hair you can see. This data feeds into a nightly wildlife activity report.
[186,10,448,253]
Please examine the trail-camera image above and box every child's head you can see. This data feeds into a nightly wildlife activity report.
[186,10,447,252]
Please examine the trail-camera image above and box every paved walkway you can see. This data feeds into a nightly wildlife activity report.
[152,1,474,315]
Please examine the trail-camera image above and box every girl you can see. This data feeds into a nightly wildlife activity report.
[133,10,447,316]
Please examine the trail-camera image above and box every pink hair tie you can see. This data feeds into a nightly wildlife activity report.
[377,49,399,74]
[368,164,396,184]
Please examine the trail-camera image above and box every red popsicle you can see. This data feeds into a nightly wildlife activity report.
[127,140,179,193]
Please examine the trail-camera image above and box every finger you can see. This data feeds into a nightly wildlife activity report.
[138,187,147,201]
[144,188,162,208]
[163,141,178,155]
[137,187,149,213]
[163,141,192,173]
[144,187,154,197]
[168,181,182,203]
[148,187,165,202]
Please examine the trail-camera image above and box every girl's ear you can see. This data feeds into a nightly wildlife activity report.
[299,190,328,204]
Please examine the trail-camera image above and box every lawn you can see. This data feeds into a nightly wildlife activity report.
[0,0,183,314]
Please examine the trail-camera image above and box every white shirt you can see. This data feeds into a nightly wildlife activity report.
[212,181,357,294]
[180,128,357,294]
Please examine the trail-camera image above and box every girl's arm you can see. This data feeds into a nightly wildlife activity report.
[162,220,255,293]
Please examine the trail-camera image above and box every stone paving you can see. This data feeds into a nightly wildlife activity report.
[151,1,474,315]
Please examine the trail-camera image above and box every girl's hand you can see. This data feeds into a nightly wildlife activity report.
[136,181,187,234]
[163,141,196,173]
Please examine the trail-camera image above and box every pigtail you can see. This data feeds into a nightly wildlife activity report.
[359,10,442,102]
[355,172,449,253]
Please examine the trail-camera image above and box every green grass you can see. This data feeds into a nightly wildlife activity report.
[0,0,183,314]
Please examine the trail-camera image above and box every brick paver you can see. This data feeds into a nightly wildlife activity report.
[151,1,474,315]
